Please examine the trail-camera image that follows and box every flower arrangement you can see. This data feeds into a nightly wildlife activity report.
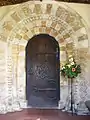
[61,55,81,78]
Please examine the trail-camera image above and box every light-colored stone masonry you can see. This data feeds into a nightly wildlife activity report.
[0,1,89,114]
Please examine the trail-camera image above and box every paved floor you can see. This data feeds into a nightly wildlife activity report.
[0,109,90,120]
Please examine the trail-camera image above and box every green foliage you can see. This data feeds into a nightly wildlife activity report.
[61,63,81,78]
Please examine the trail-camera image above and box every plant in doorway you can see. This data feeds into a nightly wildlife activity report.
[60,55,81,115]
[61,55,81,78]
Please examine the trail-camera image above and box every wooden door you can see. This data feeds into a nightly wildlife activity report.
[26,34,60,108]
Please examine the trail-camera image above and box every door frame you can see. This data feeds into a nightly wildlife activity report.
[25,34,60,107]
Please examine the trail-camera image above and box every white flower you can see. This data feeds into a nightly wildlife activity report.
[61,66,65,70]
[70,62,75,65]
[62,66,65,69]
[69,57,74,62]
[67,64,71,68]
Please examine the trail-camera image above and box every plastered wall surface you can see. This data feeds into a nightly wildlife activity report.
[0,1,90,114]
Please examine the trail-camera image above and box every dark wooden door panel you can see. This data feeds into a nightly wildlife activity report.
[26,34,60,107]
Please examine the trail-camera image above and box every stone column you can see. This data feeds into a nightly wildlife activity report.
[12,44,27,109]
[6,43,14,112]
[11,44,26,110]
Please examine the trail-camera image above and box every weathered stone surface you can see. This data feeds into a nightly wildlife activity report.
[46,4,52,14]
[11,12,20,22]
[0,1,89,115]
[33,4,42,14]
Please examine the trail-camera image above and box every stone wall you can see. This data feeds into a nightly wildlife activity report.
[0,1,89,114]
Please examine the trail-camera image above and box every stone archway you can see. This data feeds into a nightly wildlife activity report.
[0,1,89,113]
